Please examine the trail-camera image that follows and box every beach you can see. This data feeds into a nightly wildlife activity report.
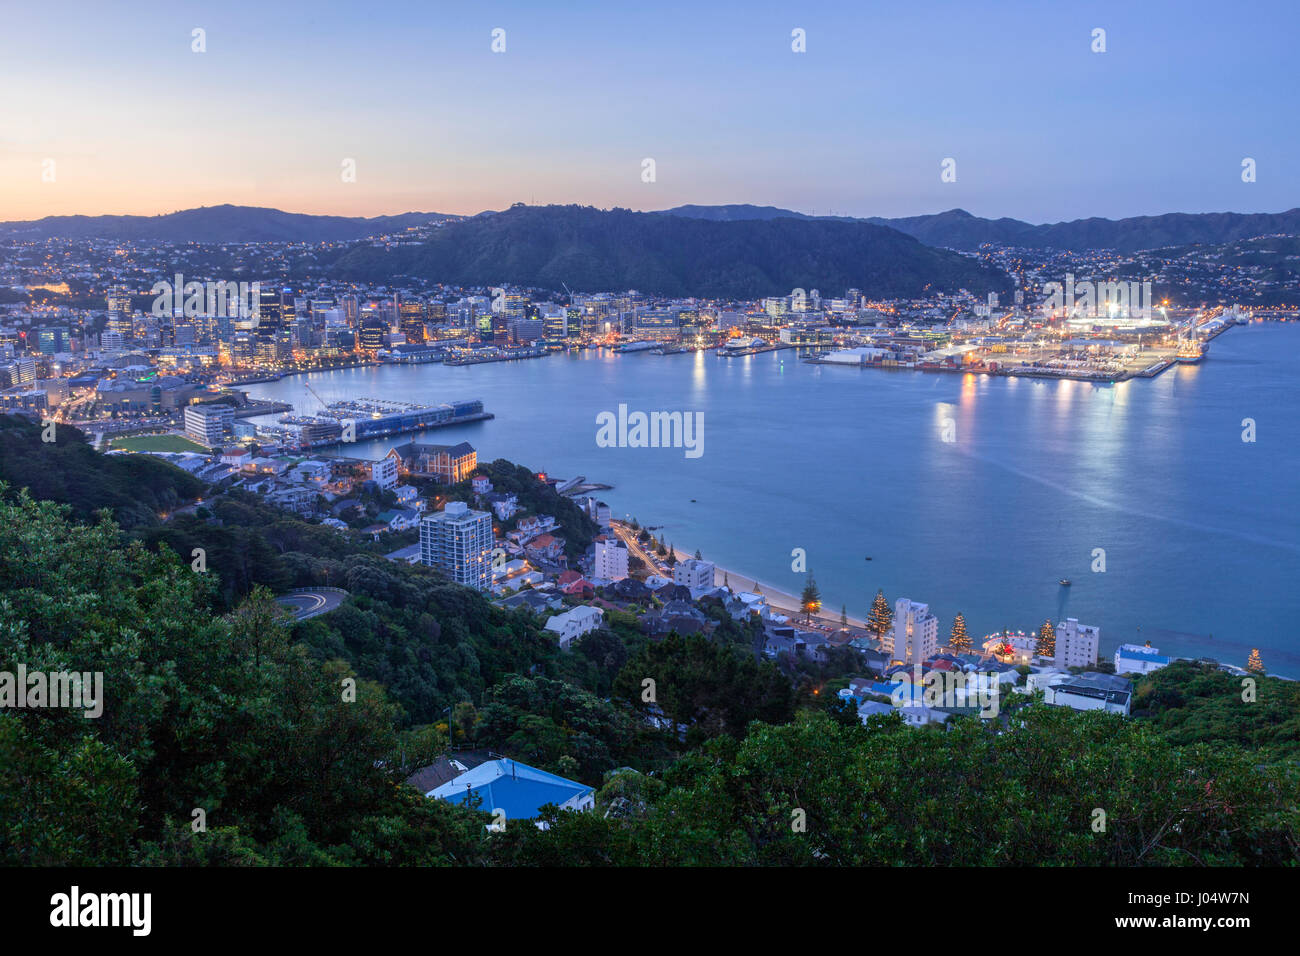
[664,542,870,631]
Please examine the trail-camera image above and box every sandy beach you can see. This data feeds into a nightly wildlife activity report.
[663,542,870,630]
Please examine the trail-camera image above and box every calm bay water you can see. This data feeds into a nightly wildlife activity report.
[245,323,1300,675]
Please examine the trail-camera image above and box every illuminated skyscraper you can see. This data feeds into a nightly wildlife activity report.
[107,287,134,339]
[398,298,427,343]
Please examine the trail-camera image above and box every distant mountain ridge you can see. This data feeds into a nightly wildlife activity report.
[659,204,1300,253]
[5,200,1296,255]
[0,204,454,242]
[328,204,1011,299]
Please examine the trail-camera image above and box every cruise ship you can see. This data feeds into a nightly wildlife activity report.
[1175,340,1207,364]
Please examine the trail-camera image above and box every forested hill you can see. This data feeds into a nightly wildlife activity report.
[0,204,452,242]
[1,413,1296,867]
[328,204,1012,299]
[659,203,1300,253]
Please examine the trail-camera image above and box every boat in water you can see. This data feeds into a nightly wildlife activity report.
[1059,579,1071,587]
[1176,340,1208,364]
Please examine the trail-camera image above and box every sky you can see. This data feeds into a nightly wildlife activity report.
[1,0,1295,224]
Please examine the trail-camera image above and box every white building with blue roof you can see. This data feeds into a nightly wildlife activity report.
[1114,643,1171,675]
[428,758,594,828]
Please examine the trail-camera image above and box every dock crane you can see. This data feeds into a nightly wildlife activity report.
[303,379,329,413]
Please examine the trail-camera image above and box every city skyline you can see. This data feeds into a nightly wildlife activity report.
[3,0,1296,223]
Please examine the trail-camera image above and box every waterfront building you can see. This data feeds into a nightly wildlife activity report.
[593,534,629,582]
[1114,643,1170,675]
[420,501,493,591]
[886,599,939,666]
[673,558,715,593]
[398,298,427,343]
[1054,618,1101,669]
[358,317,387,353]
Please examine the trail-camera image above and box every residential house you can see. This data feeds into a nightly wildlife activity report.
[376,507,421,532]
[496,590,565,615]
[1043,671,1133,716]
[1114,643,1170,675]
[427,758,594,828]
[484,491,519,521]
[525,534,564,563]
[544,605,605,649]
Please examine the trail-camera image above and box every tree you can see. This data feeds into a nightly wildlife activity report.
[1246,649,1264,674]
[867,589,892,638]
[800,573,822,624]
[451,701,479,744]
[949,612,971,652]
[995,633,1015,662]
[1036,619,1056,658]
[841,605,848,626]
[694,549,702,560]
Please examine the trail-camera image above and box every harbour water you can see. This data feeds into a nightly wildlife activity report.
[244,323,1300,676]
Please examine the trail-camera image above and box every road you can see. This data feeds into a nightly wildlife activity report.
[275,588,348,621]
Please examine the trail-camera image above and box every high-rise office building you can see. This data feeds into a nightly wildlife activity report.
[398,298,427,343]
[420,501,493,591]
[255,287,282,349]
[107,287,134,339]
[358,316,386,352]
[37,327,70,355]
[183,403,235,446]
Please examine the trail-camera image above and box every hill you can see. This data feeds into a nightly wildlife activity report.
[0,204,454,243]
[659,203,1300,253]
[329,204,1010,298]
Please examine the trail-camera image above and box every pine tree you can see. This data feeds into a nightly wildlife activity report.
[1036,619,1056,657]
[800,573,822,624]
[949,612,971,652]
[867,589,892,638]
[694,548,702,560]
[841,605,848,626]
[1247,648,1264,674]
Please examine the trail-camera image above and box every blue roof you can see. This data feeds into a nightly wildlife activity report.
[428,759,593,820]
[1117,644,1170,663]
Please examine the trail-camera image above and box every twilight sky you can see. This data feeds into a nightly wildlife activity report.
[1,0,1294,223]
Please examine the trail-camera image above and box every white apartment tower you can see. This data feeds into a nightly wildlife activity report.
[420,501,493,592]
[593,535,629,582]
[674,558,716,593]
[1054,618,1101,669]
[887,598,939,666]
